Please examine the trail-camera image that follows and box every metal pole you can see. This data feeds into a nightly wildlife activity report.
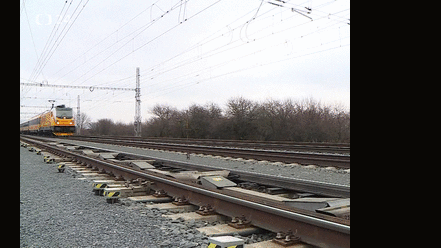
[134,67,141,137]
[77,95,80,135]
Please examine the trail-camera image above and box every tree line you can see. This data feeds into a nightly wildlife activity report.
[80,97,349,143]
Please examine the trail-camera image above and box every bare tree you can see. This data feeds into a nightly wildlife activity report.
[226,97,258,140]
[89,119,113,135]
[142,97,349,143]
[76,112,91,134]
[186,104,211,139]
[149,104,181,137]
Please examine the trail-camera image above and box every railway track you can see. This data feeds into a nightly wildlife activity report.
[21,135,350,248]
[66,135,350,169]
[74,135,350,154]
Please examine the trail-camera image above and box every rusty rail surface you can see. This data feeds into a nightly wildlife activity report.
[67,136,350,169]
[74,135,350,153]
[21,136,350,248]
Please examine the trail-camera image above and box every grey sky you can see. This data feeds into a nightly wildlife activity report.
[20,0,350,124]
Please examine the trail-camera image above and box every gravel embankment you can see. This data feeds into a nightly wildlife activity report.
[50,138,350,186]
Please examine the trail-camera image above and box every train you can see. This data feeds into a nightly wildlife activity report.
[20,104,76,136]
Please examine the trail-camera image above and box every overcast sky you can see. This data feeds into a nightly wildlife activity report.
[20,0,350,124]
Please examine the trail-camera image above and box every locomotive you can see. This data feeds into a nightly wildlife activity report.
[20,104,76,136]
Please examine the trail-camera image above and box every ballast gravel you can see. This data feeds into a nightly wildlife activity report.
[20,147,203,247]
[50,138,350,186]
[20,146,272,248]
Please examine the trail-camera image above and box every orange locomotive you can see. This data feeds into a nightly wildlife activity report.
[20,105,75,136]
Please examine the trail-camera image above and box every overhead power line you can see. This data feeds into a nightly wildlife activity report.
[29,0,90,83]
[20,105,51,108]
[20,82,135,92]
[21,112,41,114]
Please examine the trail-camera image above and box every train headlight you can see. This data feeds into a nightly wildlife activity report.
[56,121,59,124]
[69,122,72,124]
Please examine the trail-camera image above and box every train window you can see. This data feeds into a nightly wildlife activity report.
[56,108,73,119]
[30,117,40,125]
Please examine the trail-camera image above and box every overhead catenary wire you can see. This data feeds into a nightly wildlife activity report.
[66,0,189,86]
[140,0,346,84]
[148,42,349,100]
[21,0,349,123]
[30,0,348,96]
[27,0,70,83]
[20,81,135,91]
[52,0,163,84]
[27,0,326,88]
[141,4,348,94]
[69,0,225,87]
[142,4,283,83]
[29,0,91,84]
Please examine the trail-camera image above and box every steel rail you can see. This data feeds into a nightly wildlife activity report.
[75,135,350,153]
[88,145,351,198]
[27,135,350,198]
[67,136,350,169]
[21,136,350,248]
